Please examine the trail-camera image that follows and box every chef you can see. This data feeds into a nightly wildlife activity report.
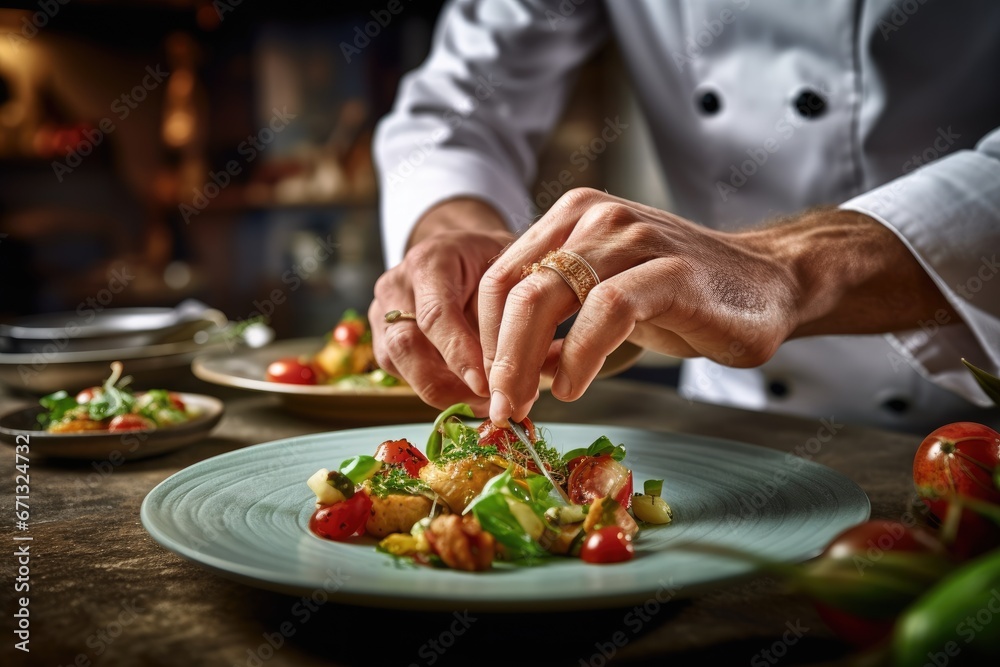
[368,0,1000,434]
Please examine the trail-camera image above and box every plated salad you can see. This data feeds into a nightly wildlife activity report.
[265,309,403,389]
[306,404,673,569]
[38,361,197,433]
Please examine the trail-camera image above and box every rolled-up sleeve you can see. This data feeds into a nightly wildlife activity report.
[840,127,1000,406]
[373,0,608,268]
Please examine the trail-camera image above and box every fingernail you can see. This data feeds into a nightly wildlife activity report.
[552,368,571,398]
[462,366,489,397]
[490,389,512,424]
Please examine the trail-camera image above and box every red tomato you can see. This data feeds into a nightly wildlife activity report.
[265,357,319,385]
[813,520,946,648]
[309,491,373,541]
[477,417,537,456]
[333,320,365,347]
[168,392,186,411]
[912,421,1000,558]
[75,386,102,404]
[568,455,633,510]
[108,414,155,432]
[374,439,429,477]
[580,525,635,564]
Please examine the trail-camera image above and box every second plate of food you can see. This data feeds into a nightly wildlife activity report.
[192,338,444,423]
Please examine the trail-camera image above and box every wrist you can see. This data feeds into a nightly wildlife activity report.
[408,198,511,249]
[741,207,956,337]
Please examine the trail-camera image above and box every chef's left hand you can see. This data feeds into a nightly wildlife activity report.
[479,188,957,424]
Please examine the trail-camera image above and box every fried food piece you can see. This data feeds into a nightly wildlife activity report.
[424,514,495,571]
[364,491,435,538]
[47,418,108,433]
[418,457,505,513]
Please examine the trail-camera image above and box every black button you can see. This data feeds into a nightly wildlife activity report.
[882,397,910,414]
[794,89,826,118]
[767,380,789,398]
[698,90,721,115]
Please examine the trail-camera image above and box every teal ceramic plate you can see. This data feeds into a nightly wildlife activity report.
[140,423,870,612]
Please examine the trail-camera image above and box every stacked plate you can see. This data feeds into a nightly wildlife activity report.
[0,299,253,394]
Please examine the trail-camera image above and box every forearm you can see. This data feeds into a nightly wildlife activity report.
[741,207,959,338]
[408,198,512,250]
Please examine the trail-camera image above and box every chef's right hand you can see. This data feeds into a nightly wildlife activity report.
[369,198,514,415]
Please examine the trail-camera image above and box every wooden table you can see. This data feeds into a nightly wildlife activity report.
[1,376,925,667]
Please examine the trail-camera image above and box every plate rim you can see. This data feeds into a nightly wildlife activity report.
[140,422,871,611]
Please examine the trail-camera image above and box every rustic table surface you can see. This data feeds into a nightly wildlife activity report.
[1,374,926,667]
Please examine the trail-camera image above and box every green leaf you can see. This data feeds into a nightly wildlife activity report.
[425,403,476,461]
[586,435,626,461]
[37,390,78,427]
[470,492,549,563]
[339,455,381,484]
[961,358,1000,407]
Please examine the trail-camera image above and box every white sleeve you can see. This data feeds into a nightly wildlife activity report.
[839,127,1000,407]
[372,0,609,268]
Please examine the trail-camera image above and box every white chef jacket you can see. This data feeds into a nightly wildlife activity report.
[373,0,1000,432]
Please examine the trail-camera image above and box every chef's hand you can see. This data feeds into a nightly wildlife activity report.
[369,198,514,414]
[479,188,957,424]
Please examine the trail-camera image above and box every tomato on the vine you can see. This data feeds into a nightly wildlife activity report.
[811,519,947,648]
[580,525,635,564]
[265,357,320,385]
[374,439,429,477]
[568,454,633,510]
[912,421,1000,558]
[310,492,372,540]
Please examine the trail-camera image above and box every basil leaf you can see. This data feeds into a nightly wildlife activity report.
[37,391,78,426]
[471,493,549,563]
[585,435,626,461]
[962,358,1000,407]
[425,403,476,461]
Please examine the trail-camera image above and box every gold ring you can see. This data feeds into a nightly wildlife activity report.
[384,310,417,323]
[521,249,600,304]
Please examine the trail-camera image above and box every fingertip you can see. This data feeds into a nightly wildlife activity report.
[489,389,512,425]
[462,366,489,398]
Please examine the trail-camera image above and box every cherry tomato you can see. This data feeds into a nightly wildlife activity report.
[477,417,537,456]
[912,421,1000,558]
[812,519,946,648]
[580,525,635,564]
[168,392,186,411]
[332,319,366,347]
[265,357,319,385]
[374,439,429,477]
[568,454,633,510]
[107,414,155,432]
[75,386,102,404]
[309,491,372,541]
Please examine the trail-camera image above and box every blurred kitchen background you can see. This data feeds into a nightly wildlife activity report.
[0,0,676,379]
